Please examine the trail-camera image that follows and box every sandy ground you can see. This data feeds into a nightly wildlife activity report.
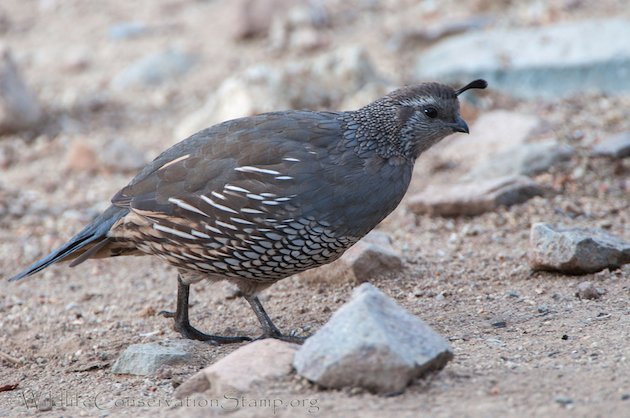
[1,0,629,417]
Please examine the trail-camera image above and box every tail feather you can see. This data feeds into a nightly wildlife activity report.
[8,206,128,282]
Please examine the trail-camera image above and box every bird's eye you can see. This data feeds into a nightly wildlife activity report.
[423,107,438,118]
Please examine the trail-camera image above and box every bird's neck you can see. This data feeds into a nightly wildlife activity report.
[343,100,410,160]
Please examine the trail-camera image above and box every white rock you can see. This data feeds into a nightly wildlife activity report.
[434,111,540,169]
[174,47,383,139]
[466,139,574,179]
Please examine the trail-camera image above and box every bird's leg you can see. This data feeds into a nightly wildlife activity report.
[245,295,307,344]
[160,275,251,344]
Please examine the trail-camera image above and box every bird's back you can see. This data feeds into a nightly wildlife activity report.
[104,110,414,282]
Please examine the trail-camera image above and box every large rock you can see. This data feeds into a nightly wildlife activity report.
[591,131,630,159]
[409,175,545,217]
[293,283,453,394]
[174,47,383,139]
[300,230,403,284]
[529,223,630,274]
[111,340,196,375]
[466,139,574,180]
[174,339,298,399]
[110,48,196,89]
[0,47,43,134]
[414,19,630,98]
[434,111,540,169]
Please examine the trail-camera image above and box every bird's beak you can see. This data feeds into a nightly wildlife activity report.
[451,117,469,134]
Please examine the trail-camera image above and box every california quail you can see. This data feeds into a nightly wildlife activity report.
[9,79,487,344]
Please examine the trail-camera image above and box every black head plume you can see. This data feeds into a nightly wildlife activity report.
[455,79,488,96]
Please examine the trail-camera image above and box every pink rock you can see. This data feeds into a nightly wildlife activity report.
[174,339,298,399]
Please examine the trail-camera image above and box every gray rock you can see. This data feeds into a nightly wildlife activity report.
[529,223,630,274]
[100,137,147,172]
[174,339,298,399]
[293,283,453,394]
[110,48,196,89]
[466,139,574,180]
[414,19,630,99]
[108,21,149,41]
[408,175,545,217]
[111,340,195,375]
[576,281,601,300]
[300,230,403,284]
[592,131,630,159]
[0,47,43,134]
[175,47,383,139]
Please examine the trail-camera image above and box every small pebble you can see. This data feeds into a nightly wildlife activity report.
[576,281,601,300]
[555,396,574,406]
[491,320,507,328]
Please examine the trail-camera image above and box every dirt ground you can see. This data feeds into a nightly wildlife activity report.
[1,0,629,417]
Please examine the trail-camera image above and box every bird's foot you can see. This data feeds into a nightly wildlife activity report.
[160,309,250,344]
[255,328,308,344]
[174,321,252,345]
[158,310,175,318]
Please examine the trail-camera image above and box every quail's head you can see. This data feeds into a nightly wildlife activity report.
[359,79,487,159]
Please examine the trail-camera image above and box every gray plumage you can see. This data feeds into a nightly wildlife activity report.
[9,79,487,343]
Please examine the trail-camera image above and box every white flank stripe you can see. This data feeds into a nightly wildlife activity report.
[262,200,281,206]
[154,224,196,240]
[230,217,255,225]
[205,225,223,234]
[168,198,208,217]
[159,154,190,170]
[201,195,238,214]
[224,184,250,193]
[260,193,276,198]
[275,176,293,180]
[274,197,292,202]
[241,208,264,214]
[234,166,281,175]
[246,193,264,201]
[211,191,227,200]
[191,229,211,239]
[216,220,238,231]
[282,157,300,162]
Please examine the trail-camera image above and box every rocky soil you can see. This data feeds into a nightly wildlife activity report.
[1,0,629,417]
